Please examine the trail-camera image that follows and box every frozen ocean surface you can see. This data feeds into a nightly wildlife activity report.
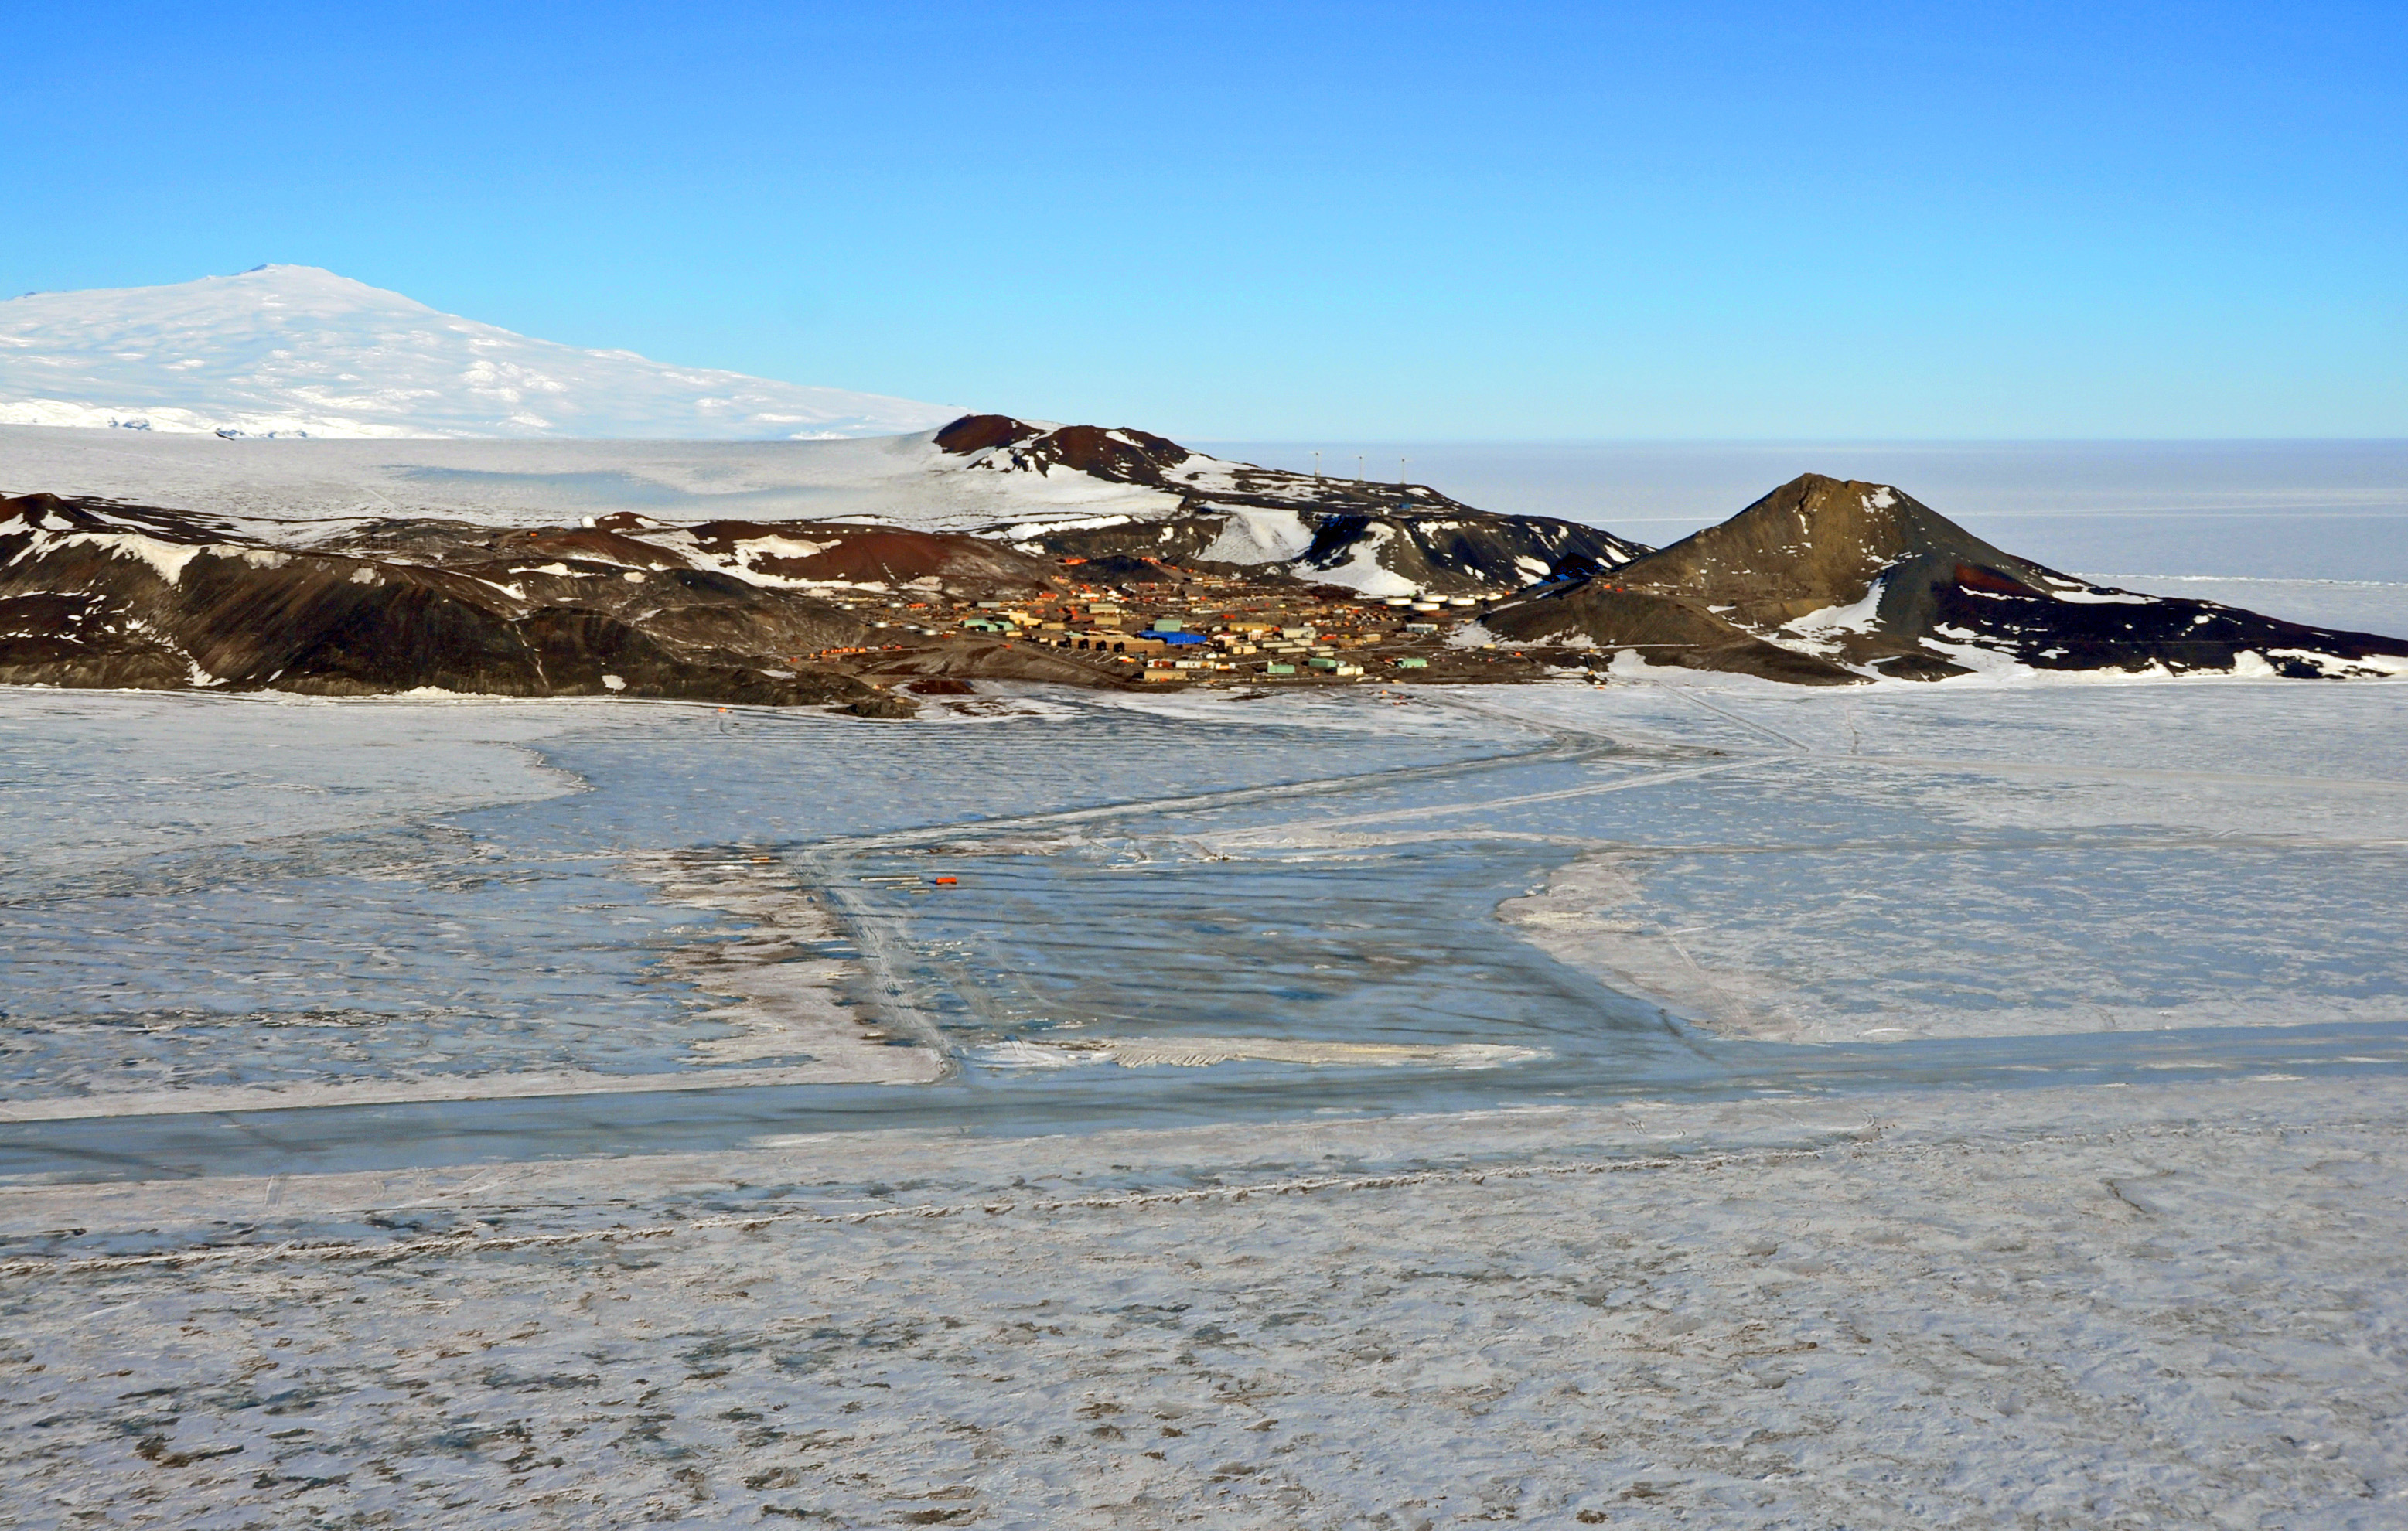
[4,670,2403,1182]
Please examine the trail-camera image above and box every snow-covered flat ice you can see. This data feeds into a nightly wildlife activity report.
[8,677,2403,1141]
[2,672,2404,1525]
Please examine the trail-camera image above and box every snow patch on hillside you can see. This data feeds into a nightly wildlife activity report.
[1201,507,1317,564]
[1304,523,1419,596]
[1778,577,1888,655]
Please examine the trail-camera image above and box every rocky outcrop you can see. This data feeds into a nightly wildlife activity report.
[0,494,915,707]
[936,414,1194,486]
[1008,504,1644,597]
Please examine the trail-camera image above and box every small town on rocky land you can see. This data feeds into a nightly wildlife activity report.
[6,6,2407,1526]
[835,575,1505,683]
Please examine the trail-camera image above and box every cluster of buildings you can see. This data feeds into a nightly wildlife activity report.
[950,579,1482,682]
[798,563,1565,688]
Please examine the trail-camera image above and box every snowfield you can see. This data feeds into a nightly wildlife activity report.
[0,266,958,442]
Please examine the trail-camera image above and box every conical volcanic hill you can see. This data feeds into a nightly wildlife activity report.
[1615,474,2038,622]
[1490,474,2408,681]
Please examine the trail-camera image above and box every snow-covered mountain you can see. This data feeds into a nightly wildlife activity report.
[0,266,958,441]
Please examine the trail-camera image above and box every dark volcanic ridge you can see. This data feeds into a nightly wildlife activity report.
[4,425,2403,704]
[1488,474,2408,683]
[0,493,1074,711]
[938,414,1651,595]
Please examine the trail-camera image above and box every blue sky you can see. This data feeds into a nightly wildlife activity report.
[7,1,2402,438]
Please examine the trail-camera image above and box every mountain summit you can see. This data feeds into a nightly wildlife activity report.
[0,266,959,441]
